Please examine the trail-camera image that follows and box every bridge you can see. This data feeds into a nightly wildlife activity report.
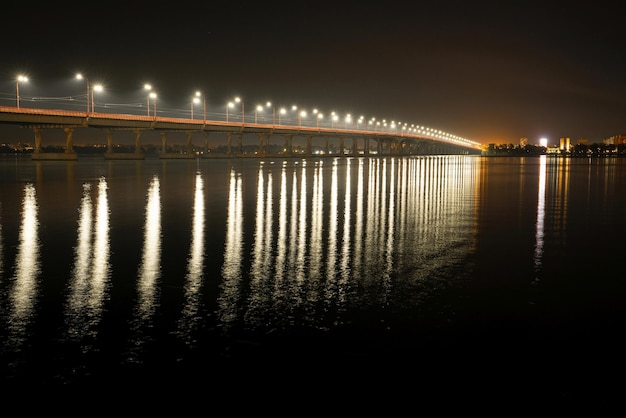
[0,105,483,160]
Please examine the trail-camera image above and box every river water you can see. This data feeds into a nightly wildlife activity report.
[1,154,625,408]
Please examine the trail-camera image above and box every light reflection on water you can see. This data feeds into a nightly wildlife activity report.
[3,154,625,396]
[7,183,40,350]
[211,156,480,336]
[0,156,481,377]
[534,155,547,278]
[127,174,161,361]
[176,171,205,342]
[218,167,243,331]
[65,177,110,345]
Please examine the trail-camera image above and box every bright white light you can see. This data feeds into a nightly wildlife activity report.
[540,137,548,147]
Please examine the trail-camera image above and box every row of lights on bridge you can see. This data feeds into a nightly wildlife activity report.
[12,73,481,148]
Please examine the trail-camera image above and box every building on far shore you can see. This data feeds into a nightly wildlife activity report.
[604,135,626,145]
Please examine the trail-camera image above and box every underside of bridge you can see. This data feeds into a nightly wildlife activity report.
[21,123,481,160]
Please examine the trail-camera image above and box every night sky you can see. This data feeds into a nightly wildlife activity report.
[2,1,624,146]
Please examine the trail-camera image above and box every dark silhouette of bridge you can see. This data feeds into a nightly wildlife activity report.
[0,105,482,160]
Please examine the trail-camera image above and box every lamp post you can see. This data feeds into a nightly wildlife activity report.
[235,97,244,124]
[191,96,200,119]
[191,91,203,121]
[201,91,206,123]
[298,110,307,128]
[291,105,298,124]
[150,92,157,118]
[312,109,323,129]
[16,75,28,109]
[226,101,234,122]
[278,108,286,125]
[144,84,152,116]
[91,84,103,112]
[75,73,90,112]
[266,102,272,125]
[255,104,263,123]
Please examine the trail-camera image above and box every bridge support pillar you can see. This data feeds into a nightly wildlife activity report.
[258,133,266,155]
[106,129,114,153]
[203,133,209,155]
[64,127,76,154]
[237,134,243,155]
[364,137,369,155]
[161,132,167,153]
[324,137,329,155]
[339,137,345,155]
[306,135,312,156]
[353,137,358,156]
[134,130,143,155]
[186,132,193,154]
[34,127,42,153]
[226,133,233,156]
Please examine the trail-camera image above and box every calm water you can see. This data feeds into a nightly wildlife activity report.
[1,154,625,405]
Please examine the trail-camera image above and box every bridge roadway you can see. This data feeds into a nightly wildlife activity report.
[0,105,482,160]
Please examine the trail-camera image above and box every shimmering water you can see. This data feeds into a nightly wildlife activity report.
[1,154,625,407]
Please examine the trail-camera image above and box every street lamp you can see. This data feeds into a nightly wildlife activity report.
[144,84,152,116]
[291,105,299,126]
[265,101,273,124]
[149,92,157,118]
[75,73,90,112]
[298,110,307,128]
[191,90,204,121]
[312,109,323,128]
[254,104,263,123]
[235,97,244,124]
[91,84,103,112]
[16,75,28,109]
[191,95,200,120]
[278,107,286,125]
[226,101,234,122]
[226,97,244,123]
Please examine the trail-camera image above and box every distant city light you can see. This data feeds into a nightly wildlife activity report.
[540,137,548,147]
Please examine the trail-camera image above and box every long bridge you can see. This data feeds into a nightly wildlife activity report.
[0,105,483,160]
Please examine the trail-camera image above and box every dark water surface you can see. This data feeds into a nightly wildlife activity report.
[1,154,625,408]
